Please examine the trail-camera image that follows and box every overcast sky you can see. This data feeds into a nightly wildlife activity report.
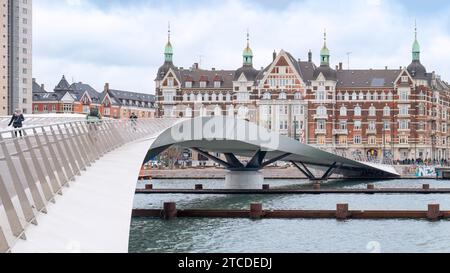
[33,0,450,94]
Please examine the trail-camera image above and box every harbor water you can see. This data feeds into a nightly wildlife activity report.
[129,179,450,253]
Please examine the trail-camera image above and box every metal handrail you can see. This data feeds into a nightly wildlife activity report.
[0,118,179,253]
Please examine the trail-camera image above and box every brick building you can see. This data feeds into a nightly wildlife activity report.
[156,26,450,162]
[32,76,156,119]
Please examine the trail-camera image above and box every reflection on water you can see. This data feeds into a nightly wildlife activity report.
[129,179,450,253]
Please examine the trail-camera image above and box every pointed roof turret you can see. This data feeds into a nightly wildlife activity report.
[164,22,174,63]
[320,29,330,66]
[54,75,71,92]
[243,30,253,66]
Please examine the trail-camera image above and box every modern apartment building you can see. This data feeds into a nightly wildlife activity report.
[0,0,32,115]
[0,0,8,115]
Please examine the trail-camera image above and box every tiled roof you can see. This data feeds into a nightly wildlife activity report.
[108,89,156,108]
[32,79,48,93]
[33,92,65,102]
[335,69,402,88]
[54,75,71,91]
[178,69,235,88]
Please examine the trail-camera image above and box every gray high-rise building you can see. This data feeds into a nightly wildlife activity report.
[0,0,32,115]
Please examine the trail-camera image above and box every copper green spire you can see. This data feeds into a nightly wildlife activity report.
[243,30,253,66]
[412,21,421,62]
[320,29,330,66]
[164,22,173,63]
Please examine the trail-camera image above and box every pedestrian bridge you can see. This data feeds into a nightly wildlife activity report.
[0,116,399,253]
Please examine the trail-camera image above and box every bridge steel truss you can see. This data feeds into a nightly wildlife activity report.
[0,118,178,253]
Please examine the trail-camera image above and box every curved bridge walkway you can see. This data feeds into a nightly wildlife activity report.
[0,116,399,253]
[0,118,178,253]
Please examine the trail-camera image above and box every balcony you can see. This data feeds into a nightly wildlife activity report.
[333,129,349,135]
[313,114,328,120]
[315,128,326,135]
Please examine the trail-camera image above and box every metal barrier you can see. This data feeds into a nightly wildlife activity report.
[0,118,178,253]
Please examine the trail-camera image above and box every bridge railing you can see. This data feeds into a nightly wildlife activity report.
[0,118,178,252]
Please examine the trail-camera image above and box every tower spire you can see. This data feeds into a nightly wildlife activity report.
[243,29,253,66]
[320,28,330,66]
[412,20,421,62]
[164,22,173,63]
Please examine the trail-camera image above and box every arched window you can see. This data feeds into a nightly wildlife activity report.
[387,92,393,101]
[218,93,223,102]
[189,93,195,102]
[237,106,248,119]
[344,93,349,101]
[354,106,362,116]
[383,106,391,116]
[359,92,364,100]
[263,92,271,100]
[380,92,386,101]
[369,106,376,116]
[352,92,357,101]
[340,106,347,116]
[337,92,343,101]
[203,93,209,102]
[418,103,425,116]
[226,93,231,102]
[183,93,188,102]
[185,107,193,118]
[211,93,217,102]
[279,92,287,100]
[214,106,222,116]
[294,92,302,100]
[317,106,327,116]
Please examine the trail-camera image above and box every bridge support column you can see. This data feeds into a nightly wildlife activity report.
[225,171,264,189]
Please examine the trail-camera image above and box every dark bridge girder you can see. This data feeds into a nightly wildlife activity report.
[191,148,291,171]
[292,161,341,181]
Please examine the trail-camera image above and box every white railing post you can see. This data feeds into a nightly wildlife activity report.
[0,135,36,225]
[0,227,9,253]
[0,174,25,239]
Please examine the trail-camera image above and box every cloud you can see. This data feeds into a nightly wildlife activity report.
[33,0,450,94]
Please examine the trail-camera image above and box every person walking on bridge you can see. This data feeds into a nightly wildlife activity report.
[130,112,138,131]
[8,109,25,138]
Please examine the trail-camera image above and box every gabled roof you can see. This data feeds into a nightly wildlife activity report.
[69,82,102,103]
[33,79,48,93]
[33,92,64,102]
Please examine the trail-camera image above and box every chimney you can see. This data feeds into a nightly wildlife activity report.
[104,83,110,92]
[212,68,216,71]
[385,66,388,70]
[339,62,343,70]
[32,78,36,82]
[193,63,199,70]
[335,65,339,70]
[273,50,277,61]
[308,50,312,63]
[41,84,45,90]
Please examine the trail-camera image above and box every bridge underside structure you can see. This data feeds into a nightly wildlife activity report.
[145,117,400,185]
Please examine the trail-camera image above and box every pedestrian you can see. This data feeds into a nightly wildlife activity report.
[8,109,25,138]
[130,112,138,131]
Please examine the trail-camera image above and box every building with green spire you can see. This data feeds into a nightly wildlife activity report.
[320,30,330,66]
[243,32,253,66]
[407,22,427,79]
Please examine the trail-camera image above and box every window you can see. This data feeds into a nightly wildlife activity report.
[185,82,192,88]
[200,81,207,88]
[418,104,425,116]
[354,106,362,117]
[337,93,343,100]
[294,92,302,100]
[399,105,409,116]
[263,92,271,100]
[317,106,327,117]
[226,93,231,102]
[340,106,347,116]
[368,136,377,145]
[279,120,288,130]
[359,92,364,100]
[383,121,390,130]
[442,124,447,133]
[167,78,174,87]
[317,90,326,101]
[383,106,391,116]
[279,92,287,100]
[189,93,195,102]
[352,92,357,101]
[399,136,409,144]
[344,93,349,101]
[399,120,409,130]
[353,135,362,144]
[354,120,362,130]
[183,93,188,102]
[317,135,326,145]
[317,120,326,130]
[399,90,409,101]
[401,76,408,83]
[339,121,347,130]
[279,105,288,115]
[368,121,376,131]
[369,106,376,116]
[380,92,386,101]
[214,81,221,88]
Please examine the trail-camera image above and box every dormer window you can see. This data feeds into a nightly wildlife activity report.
[214,81,221,88]
[279,92,287,100]
[185,81,192,88]
[168,78,174,87]
[401,76,408,83]
[263,93,271,100]
[200,81,207,88]
[294,92,301,100]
